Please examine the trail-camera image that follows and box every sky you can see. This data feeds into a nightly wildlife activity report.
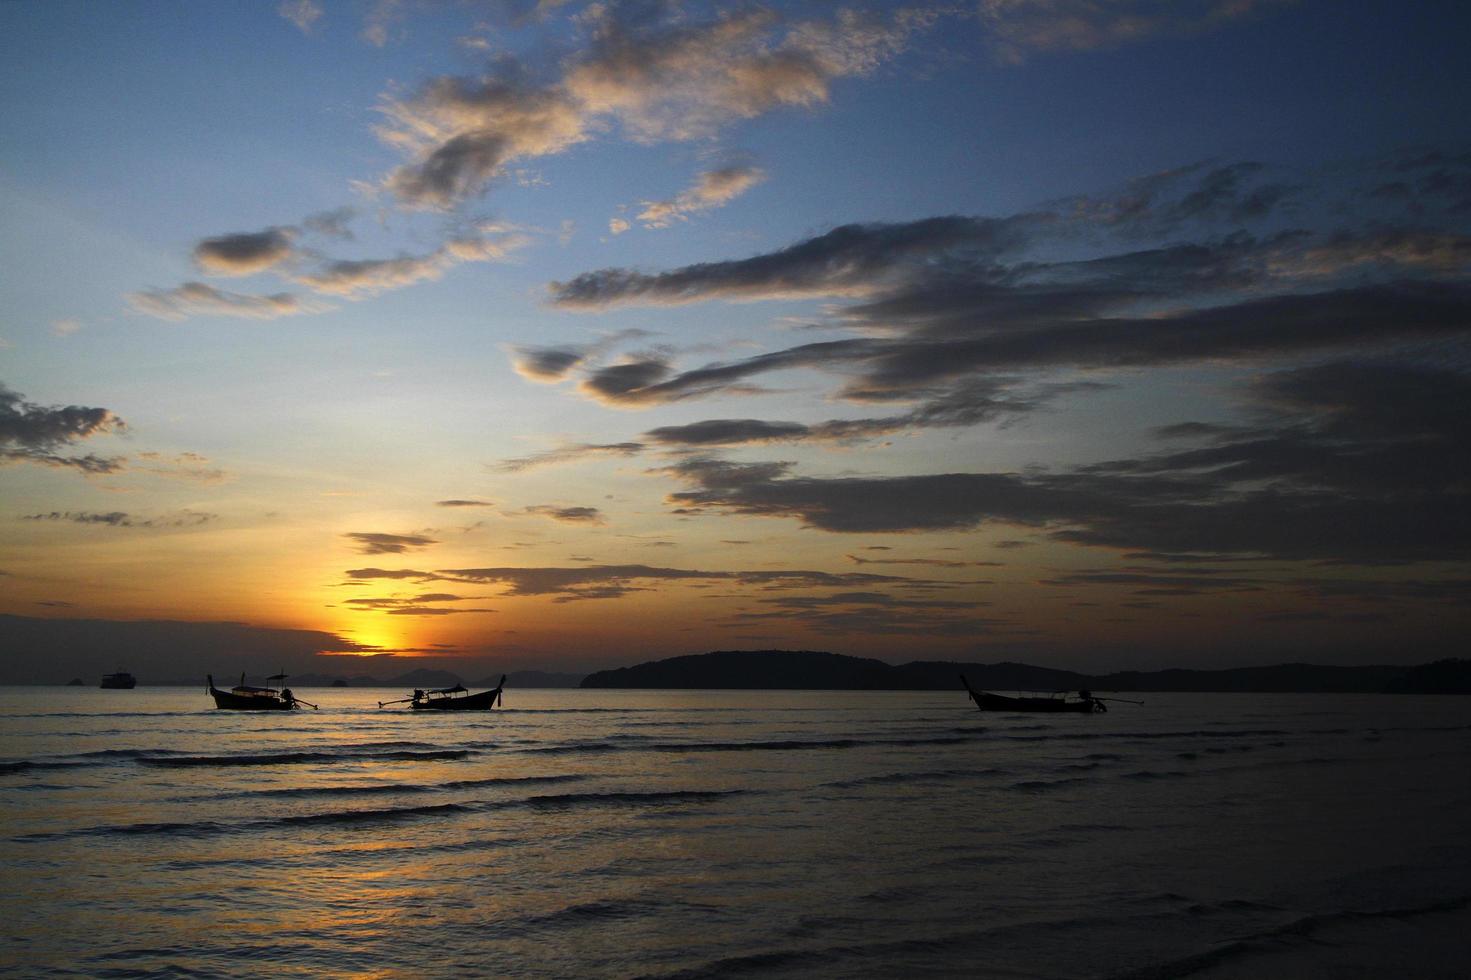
[2,0,1469,682]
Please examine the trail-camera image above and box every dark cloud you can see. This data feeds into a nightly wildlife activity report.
[536,159,1471,421]
[436,499,494,508]
[343,562,943,603]
[643,418,812,446]
[1,383,126,474]
[344,532,440,555]
[549,216,1030,308]
[651,359,1471,564]
[192,227,297,276]
[1053,161,1300,237]
[845,554,1003,569]
[342,592,494,616]
[524,505,605,525]
[510,345,588,382]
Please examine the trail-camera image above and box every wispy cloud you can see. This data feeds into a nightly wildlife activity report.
[633,164,766,229]
[344,532,440,555]
[23,510,217,529]
[494,441,645,473]
[344,562,947,603]
[978,0,1295,64]
[278,0,324,35]
[128,282,322,321]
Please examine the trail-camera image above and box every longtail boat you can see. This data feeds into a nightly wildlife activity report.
[207,672,317,710]
[100,671,136,689]
[960,674,1106,713]
[379,676,505,711]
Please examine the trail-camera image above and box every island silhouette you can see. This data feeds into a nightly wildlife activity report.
[578,650,1471,694]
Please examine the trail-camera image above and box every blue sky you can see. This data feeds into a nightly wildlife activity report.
[2,0,1469,680]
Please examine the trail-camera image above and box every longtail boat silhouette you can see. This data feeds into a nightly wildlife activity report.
[379,676,506,711]
[207,672,317,710]
[100,671,136,689]
[960,674,1139,713]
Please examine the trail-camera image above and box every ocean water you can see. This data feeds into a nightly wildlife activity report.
[2,686,1469,978]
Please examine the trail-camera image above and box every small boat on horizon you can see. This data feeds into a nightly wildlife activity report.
[379,676,506,711]
[100,671,136,689]
[207,673,317,710]
[960,674,1107,713]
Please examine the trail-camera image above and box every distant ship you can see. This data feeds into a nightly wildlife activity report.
[100,672,136,689]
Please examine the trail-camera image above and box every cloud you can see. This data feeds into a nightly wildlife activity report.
[639,379,1101,443]
[436,499,494,508]
[375,5,931,210]
[294,226,532,296]
[128,282,320,321]
[344,532,440,555]
[978,0,1294,64]
[51,318,82,337]
[362,0,406,47]
[344,562,943,603]
[342,592,494,616]
[510,345,588,382]
[278,0,324,34]
[378,73,587,209]
[192,227,297,276]
[295,252,451,297]
[494,441,645,473]
[524,505,606,524]
[1052,161,1300,237]
[303,206,357,240]
[542,190,1471,410]
[845,554,1004,569]
[549,215,1029,308]
[648,359,1471,564]
[22,510,216,529]
[1,383,127,474]
[634,164,766,229]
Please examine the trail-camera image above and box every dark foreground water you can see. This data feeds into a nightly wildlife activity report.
[3,687,1469,978]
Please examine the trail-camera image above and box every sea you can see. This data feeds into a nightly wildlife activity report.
[2,686,1469,979]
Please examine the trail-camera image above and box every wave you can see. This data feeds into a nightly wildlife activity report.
[521,789,742,810]
[140,748,472,767]
[822,768,1007,789]
[1107,894,1471,979]
[223,773,588,799]
[525,732,988,756]
[0,759,94,774]
[15,786,742,842]
[1010,777,1088,791]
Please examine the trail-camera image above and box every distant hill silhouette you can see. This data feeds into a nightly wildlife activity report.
[580,650,1471,694]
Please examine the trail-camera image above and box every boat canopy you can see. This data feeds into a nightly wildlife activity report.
[425,684,468,695]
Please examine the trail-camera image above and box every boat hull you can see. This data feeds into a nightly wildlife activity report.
[100,674,136,689]
[207,677,295,710]
[969,691,1098,713]
[410,689,500,710]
